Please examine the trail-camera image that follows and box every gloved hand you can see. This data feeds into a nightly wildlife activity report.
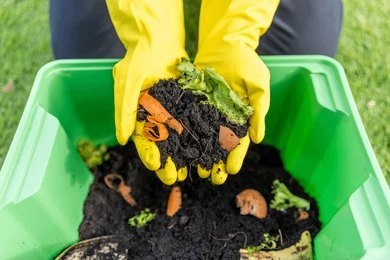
[106,0,188,185]
[194,0,280,184]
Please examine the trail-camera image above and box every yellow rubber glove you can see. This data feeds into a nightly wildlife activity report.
[106,0,188,185]
[194,0,280,184]
[106,0,188,144]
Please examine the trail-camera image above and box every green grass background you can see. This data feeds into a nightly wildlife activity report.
[0,0,389,183]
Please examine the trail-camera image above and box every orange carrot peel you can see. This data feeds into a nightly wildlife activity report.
[166,186,182,217]
[219,125,240,152]
[104,173,137,207]
[142,121,169,141]
[139,92,183,136]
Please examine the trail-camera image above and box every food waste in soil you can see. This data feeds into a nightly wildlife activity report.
[137,78,248,171]
[78,143,321,259]
[136,59,255,172]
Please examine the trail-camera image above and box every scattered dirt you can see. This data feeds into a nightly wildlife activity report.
[137,79,248,170]
[78,143,321,259]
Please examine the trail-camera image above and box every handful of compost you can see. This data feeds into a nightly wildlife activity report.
[135,59,253,185]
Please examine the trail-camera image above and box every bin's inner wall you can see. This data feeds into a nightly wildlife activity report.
[263,63,374,259]
[38,64,117,146]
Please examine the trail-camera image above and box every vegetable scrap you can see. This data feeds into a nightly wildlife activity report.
[128,208,156,228]
[219,125,240,152]
[142,121,169,141]
[298,209,309,221]
[166,186,182,217]
[104,173,137,207]
[236,189,267,219]
[177,58,253,126]
[270,179,310,211]
[137,79,248,172]
[77,140,110,169]
[138,92,183,141]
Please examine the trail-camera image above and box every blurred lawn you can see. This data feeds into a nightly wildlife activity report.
[0,0,389,183]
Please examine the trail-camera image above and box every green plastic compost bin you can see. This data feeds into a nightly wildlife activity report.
[0,56,389,259]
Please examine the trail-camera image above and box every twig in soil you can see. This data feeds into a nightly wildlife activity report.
[190,137,213,167]
[180,119,203,180]
[188,165,193,182]
[188,136,212,182]
[179,119,201,150]
[209,231,248,250]
[278,229,284,246]
[147,239,156,251]
[200,254,209,260]
[175,91,186,104]
[210,127,219,136]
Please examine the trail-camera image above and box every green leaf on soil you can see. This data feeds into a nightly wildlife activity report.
[128,208,157,228]
[177,59,253,126]
[270,180,310,211]
[77,140,110,169]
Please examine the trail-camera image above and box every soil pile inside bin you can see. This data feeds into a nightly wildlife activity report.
[137,79,248,170]
[78,143,321,259]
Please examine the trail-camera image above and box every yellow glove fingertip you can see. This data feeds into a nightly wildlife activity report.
[249,122,265,144]
[211,162,228,185]
[197,164,211,179]
[156,157,177,185]
[226,134,250,174]
[133,121,161,171]
[116,117,135,145]
[177,167,188,182]
[117,132,130,146]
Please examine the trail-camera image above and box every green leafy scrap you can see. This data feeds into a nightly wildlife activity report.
[270,180,310,211]
[77,140,110,169]
[177,59,253,126]
[128,208,157,228]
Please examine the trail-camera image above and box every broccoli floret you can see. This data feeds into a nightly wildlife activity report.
[128,208,156,228]
[270,180,310,211]
[77,140,110,169]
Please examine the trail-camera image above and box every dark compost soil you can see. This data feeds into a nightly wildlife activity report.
[137,79,248,170]
[78,143,321,259]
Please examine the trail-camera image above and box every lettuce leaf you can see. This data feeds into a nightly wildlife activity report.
[177,59,253,126]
